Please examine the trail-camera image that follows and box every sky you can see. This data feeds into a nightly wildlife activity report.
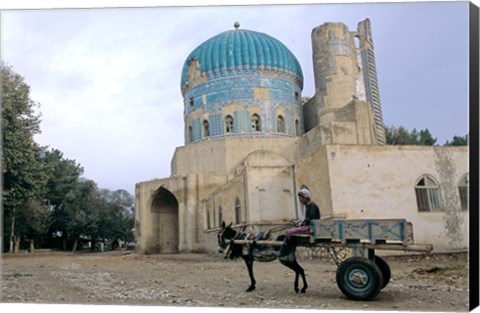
[0,0,473,196]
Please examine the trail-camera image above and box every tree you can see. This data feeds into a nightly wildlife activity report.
[96,189,135,249]
[416,129,437,146]
[22,199,51,253]
[40,148,84,208]
[385,125,437,146]
[1,63,47,253]
[39,147,84,249]
[62,179,100,252]
[444,134,468,146]
[385,126,414,145]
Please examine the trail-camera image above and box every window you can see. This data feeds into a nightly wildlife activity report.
[277,115,286,133]
[458,174,469,211]
[189,97,194,107]
[235,198,241,224]
[188,126,193,143]
[295,92,299,101]
[415,176,442,212]
[203,120,209,137]
[225,115,234,133]
[354,36,360,49]
[295,119,301,136]
[213,207,216,227]
[218,206,223,226]
[251,114,261,131]
[206,209,211,229]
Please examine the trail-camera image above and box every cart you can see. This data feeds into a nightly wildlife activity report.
[229,218,433,301]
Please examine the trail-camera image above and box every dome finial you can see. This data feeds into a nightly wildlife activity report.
[234,21,240,30]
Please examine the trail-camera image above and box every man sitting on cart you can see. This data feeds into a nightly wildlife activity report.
[274,186,320,257]
[285,186,321,241]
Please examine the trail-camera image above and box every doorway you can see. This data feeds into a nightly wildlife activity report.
[151,187,179,253]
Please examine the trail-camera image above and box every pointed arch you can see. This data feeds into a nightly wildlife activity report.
[276,115,286,133]
[235,197,242,224]
[251,113,261,131]
[151,186,179,253]
[225,115,234,133]
[414,175,442,212]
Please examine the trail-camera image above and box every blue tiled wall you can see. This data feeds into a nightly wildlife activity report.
[191,118,201,142]
[184,70,303,143]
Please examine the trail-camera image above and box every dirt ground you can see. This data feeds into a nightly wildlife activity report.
[0,250,470,311]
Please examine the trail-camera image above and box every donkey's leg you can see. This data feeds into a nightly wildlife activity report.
[242,254,256,292]
[280,260,301,293]
[294,261,308,293]
[294,271,300,293]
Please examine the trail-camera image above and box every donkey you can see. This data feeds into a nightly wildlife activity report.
[217,221,308,294]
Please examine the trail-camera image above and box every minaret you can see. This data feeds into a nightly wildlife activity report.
[356,19,386,145]
[311,22,358,126]
[310,19,386,145]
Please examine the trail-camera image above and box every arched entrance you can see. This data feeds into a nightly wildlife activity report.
[151,187,179,253]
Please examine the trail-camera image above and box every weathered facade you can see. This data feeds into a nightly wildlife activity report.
[135,19,469,255]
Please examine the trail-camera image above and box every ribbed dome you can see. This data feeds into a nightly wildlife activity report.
[181,27,303,89]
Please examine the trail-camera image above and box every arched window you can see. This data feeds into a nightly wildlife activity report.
[189,97,194,107]
[277,115,286,133]
[213,207,216,227]
[225,115,234,133]
[354,36,360,49]
[458,174,469,211]
[251,114,261,131]
[415,176,442,212]
[218,206,223,226]
[295,119,301,136]
[188,126,193,143]
[203,120,209,137]
[235,198,241,224]
[206,209,211,229]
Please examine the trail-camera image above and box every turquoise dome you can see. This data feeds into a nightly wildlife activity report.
[181,27,303,89]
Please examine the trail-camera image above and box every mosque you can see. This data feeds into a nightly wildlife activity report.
[134,19,468,254]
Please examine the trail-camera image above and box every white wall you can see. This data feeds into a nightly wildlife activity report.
[326,145,469,252]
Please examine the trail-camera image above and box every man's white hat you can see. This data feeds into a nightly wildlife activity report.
[297,188,311,199]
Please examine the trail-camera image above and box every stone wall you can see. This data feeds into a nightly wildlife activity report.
[171,136,301,177]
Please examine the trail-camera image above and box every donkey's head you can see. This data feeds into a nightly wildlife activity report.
[217,221,236,253]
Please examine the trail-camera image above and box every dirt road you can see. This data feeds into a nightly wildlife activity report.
[1,250,469,311]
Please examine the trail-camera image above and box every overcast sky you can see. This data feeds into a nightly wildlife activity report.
[1,1,472,196]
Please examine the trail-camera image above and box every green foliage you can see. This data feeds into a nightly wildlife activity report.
[49,181,135,250]
[384,125,437,146]
[96,189,135,243]
[444,134,468,146]
[40,147,84,208]
[2,63,48,251]
[2,64,45,207]
[64,179,101,237]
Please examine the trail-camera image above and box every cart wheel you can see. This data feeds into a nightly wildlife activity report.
[336,256,384,301]
[374,256,391,289]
